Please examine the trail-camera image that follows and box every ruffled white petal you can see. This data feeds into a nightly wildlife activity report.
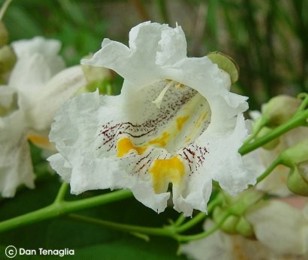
[0,37,86,197]
[51,22,252,215]
[28,65,87,130]
[82,22,187,88]
[0,111,35,197]
[247,200,308,255]
[12,36,64,76]
[49,92,170,212]
[10,37,65,111]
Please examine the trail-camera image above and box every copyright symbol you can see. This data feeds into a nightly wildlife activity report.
[5,245,17,258]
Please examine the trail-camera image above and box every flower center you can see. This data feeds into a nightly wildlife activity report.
[108,79,212,193]
[116,80,211,156]
[152,80,182,108]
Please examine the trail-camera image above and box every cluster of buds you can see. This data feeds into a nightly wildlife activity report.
[252,94,308,196]
[0,21,16,84]
[212,190,264,238]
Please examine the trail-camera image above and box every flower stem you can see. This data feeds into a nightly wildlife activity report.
[0,189,132,233]
[175,211,230,242]
[239,109,308,155]
[0,0,13,20]
[69,214,173,237]
[174,214,186,226]
[256,158,281,183]
[175,195,222,233]
[53,182,69,203]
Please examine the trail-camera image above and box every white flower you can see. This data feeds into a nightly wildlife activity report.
[181,222,275,260]
[181,198,308,259]
[48,22,256,216]
[0,37,86,197]
[248,110,308,196]
[247,198,308,256]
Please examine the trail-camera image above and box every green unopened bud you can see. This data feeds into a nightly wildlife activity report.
[287,166,308,196]
[221,215,239,234]
[0,22,8,47]
[0,45,17,83]
[236,217,254,238]
[208,52,239,84]
[280,139,308,167]
[213,206,224,222]
[229,190,264,216]
[213,207,239,234]
[261,95,301,127]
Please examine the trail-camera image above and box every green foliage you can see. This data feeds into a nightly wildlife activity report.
[0,0,307,258]
[0,174,186,259]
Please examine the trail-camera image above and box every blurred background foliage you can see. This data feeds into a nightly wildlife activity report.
[0,0,307,258]
[3,0,307,109]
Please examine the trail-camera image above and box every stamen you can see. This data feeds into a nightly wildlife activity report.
[152,80,174,109]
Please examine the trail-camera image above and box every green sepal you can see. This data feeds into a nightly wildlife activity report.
[208,51,239,84]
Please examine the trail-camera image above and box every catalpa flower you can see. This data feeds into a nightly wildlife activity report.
[0,37,86,197]
[181,198,308,259]
[49,22,257,216]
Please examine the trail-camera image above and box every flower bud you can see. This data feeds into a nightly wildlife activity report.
[287,166,308,196]
[208,51,239,84]
[213,190,263,235]
[213,207,238,234]
[0,45,17,83]
[0,22,8,47]
[261,95,301,127]
[229,190,264,216]
[280,139,308,166]
[222,216,239,234]
[236,217,254,238]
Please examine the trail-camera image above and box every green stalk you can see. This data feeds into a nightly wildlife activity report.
[176,211,230,242]
[69,214,173,237]
[175,195,223,233]
[0,189,132,233]
[53,182,69,203]
[0,0,13,20]
[256,158,280,183]
[239,110,308,155]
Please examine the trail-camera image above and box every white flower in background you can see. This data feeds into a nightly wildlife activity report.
[247,198,308,256]
[48,22,257,216]
[0,37,86,197]
[181,198,308,259]
[249,109,308,196]
[258,127,308,196]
